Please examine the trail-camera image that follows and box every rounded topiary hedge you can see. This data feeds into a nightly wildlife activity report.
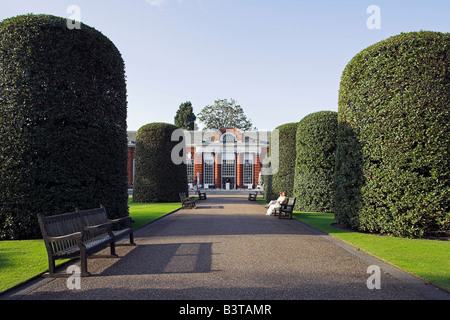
[133,123,187,203]
[0,14,128,239]
[267,122,298,199]
[293,111,337,213]
[263,159,275,203]
[335,31,450,238]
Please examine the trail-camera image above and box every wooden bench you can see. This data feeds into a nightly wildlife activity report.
[79,206,135,246]
[248,192,258,201]
[37,207,134,277]
[198,190,207,200]
[179,192,196,208]
[274,197,296,219]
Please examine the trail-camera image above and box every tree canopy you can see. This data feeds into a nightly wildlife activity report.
[197,98,255,130]
[174,101,196,130]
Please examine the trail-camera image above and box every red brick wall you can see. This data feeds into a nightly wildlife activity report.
[214,154,222,188]
[236,153,243,187]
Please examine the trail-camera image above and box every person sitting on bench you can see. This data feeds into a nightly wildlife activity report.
[266,191,286,216]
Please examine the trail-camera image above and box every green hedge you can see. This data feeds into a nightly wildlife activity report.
[133,123,187,203]
[335,31,450,238]
[263,159,275,203]
[293,111,337,213]
[266,122,298,199]
[0,15,128,239]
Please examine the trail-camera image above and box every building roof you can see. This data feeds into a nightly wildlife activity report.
[126,128,271,148]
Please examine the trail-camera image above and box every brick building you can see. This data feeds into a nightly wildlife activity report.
[127,128,270,190]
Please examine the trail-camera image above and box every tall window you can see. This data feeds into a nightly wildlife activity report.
[243,159,253,185]
[222,160,235,177]
[204,160,214,185]
[186,159,194,184]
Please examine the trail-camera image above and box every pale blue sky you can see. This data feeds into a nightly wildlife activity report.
[1,0,449,131]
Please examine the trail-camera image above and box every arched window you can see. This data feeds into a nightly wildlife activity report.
[221,132,237,143]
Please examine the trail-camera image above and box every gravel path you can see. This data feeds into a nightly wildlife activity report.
[3,195,448,300]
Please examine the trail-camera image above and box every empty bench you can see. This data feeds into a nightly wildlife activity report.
[179,192,196,208]
[248,192,258,201]
[198,190,207,200]
[37,207,134,277]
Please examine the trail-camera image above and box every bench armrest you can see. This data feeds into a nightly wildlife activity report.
[108,216,134,224]
[47,232,83,242]
[83,222,113,231]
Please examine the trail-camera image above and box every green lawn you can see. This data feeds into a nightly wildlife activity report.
[0,199,181,293]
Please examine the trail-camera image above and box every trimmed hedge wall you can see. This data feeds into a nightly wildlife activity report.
[263,159,276,203]
[0,15,128,240]
[133,123,187,203]
[293,111,337,213]
[335,31,450,238]
[267,122,298,199]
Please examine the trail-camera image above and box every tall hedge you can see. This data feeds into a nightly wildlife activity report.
[133,123,187,203]
[267,122,298,199]
[293,111,337,213]
[0,15,128,239]
[335,31,450,238]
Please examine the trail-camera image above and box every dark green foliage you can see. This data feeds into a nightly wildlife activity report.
[0,14,128,239]
[335,31,450,238]
[263,160,276,203]
[197,98,254,130]
[133,123,187,203]
[174,101,196,130]
[293,111,337,213]
[267,122,298,199]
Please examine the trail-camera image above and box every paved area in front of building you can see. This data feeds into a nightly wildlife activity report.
[2,195,448,300]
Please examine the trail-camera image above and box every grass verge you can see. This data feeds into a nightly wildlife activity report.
[0,199,180,293]
[258,198,449,291]
[293,211,450,292]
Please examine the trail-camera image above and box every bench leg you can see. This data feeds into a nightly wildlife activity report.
[130,232,136,246]
[110,242,119,257]
[80,248,89,276]
[48,256,56,275]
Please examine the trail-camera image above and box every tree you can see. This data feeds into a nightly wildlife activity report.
[197,98,255,130]
[174,101,196,130]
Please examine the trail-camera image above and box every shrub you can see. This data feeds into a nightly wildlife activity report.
[0,14,128,239]
[335,31,450,238]
[133,123,187,203]
[293,111,337,213]
[263,159,276,202]
[267,122,298,199]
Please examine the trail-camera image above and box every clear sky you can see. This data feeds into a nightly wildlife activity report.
[1,0,449,131]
